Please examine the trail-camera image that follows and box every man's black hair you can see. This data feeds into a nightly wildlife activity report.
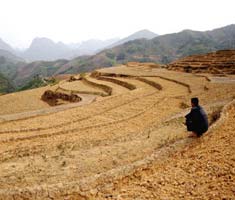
[191,97,199,106]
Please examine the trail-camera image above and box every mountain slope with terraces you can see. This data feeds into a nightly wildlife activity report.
[167,49,235,74]
[0,63,234,199]
[12,24,235,86]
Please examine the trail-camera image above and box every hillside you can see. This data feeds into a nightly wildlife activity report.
[51,24,235,75]
[0,48,67,90]
[14,59,69,87]
[0,63,234,199]
[0,49,25,88]
[167,49,235,74]
[0,72,14,93]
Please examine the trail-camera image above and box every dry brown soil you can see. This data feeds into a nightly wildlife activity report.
[0,64,234,199]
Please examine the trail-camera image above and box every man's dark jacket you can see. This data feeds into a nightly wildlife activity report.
[185,105,208,136]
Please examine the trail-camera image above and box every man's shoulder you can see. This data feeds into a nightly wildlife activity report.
[191,106,200,112]
[191,106,202,115]
[199,106,207,115]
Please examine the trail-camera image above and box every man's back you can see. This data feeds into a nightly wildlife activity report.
[186,105,208,136]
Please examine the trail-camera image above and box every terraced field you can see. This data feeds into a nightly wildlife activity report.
[0,64,235,199]
[167,50,235,74]
[0,86,53,115]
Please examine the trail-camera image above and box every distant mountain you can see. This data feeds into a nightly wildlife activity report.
[69,38,120,54]
[0,30,157,63]
[23,37,121,61]
[0,38,15,53]
[55,24,235,74]
[23,38,73,61]
[0,49,24,63]
[108,29,158,48]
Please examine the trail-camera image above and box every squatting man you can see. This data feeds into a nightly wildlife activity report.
[185,97,208,137]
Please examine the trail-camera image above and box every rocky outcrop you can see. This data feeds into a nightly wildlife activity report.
[41,90,81,106]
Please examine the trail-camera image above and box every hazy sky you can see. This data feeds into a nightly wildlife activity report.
[0,0,234,48]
